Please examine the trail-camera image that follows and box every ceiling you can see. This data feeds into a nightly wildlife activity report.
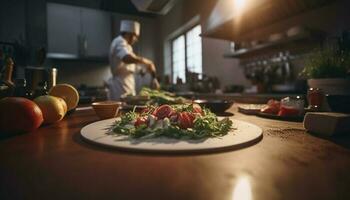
[47,0,157,17]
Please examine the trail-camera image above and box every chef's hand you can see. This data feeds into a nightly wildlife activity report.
[141,58,156,76]
[151,78,160,90]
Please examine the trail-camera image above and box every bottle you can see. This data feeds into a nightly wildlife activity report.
[0,57,15,98]
[48,67,57,90]
[13,79,28,98]
[32,81,48,98]
[1,57,14,87]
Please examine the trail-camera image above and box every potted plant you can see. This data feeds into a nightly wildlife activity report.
[300,32,350,95]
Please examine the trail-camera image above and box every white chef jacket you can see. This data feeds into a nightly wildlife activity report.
[107,35,137,100]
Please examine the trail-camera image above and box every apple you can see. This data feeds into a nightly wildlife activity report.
[0,97,43,134]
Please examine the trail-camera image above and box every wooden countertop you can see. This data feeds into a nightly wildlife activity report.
[1,105,350,200]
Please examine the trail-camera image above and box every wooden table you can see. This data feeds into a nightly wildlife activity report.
[1,105,350,200]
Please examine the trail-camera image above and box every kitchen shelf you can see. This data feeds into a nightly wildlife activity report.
[223,30,324,59]
[47,53,108,63]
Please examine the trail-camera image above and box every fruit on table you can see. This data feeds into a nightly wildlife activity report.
[34,95,66,124]
[57,97,68,114]
[49,84,79,111]
[0,97,43,134]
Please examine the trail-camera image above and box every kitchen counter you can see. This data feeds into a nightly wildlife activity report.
[1,105,350,200]
[178,92,304,104]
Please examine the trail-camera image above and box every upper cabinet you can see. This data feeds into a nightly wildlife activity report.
[81,7,111,57]
[202,0,340,42]
[47,3,80,56]
[47,3,111,59]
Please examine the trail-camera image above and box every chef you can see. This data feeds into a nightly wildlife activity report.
[106,20,159,100]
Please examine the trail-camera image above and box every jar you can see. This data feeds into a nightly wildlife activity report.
[307,88,324,110]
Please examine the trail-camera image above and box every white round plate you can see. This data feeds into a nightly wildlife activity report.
[80,118,263,152]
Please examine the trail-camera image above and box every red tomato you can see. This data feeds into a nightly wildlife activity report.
[261,106,279,114]
[278,106,300,116]
[140,107,153,115]
[261,99,281,114]
[0,97,43,134]
[153,105,174,119]
[192,103,203,115]
[178,112,195,129]
[134,116,148,127]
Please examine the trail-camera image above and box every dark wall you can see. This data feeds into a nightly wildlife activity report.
[0,0,47,66]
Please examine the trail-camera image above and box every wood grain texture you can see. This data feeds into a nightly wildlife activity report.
[1,105,350,200]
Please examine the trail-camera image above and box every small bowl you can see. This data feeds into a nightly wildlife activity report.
[326,95,350,113]
[92,101,122,119]
[193,99,234,113]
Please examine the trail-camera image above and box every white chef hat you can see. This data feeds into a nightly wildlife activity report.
[120,20,140,36]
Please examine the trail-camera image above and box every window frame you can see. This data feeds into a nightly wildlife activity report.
[170,24,202,84]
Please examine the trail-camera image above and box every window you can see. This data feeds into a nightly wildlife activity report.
[171,25,202,83]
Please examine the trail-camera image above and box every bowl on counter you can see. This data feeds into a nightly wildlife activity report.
[326,95,350,113]
[193,99,234,113]
[92,101,122,119]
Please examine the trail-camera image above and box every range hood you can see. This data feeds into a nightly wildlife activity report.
[130,0,177,15]
[202,0,339,42]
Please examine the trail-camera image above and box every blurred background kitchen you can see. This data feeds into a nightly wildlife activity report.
[1,0,350,104]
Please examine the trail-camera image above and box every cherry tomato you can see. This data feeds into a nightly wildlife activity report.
[153,105,174,119]
[134,116,148,127]
[140,107,153,115]
[178,112,195,129]
[278,106,300,116]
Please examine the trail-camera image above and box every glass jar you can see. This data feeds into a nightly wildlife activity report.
[280,96,305,115]
[307,88,324,110]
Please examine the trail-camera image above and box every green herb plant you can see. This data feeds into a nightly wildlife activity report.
[300,32,350,79]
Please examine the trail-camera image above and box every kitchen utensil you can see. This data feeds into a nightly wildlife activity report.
[80,118,262,152]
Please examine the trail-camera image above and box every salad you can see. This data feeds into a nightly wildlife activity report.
[138,87,187,105]
[110,103,233,139]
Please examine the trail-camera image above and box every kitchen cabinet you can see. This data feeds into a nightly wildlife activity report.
[81,7,111,57]
[47,3,80,56]
[47,3,111,59]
